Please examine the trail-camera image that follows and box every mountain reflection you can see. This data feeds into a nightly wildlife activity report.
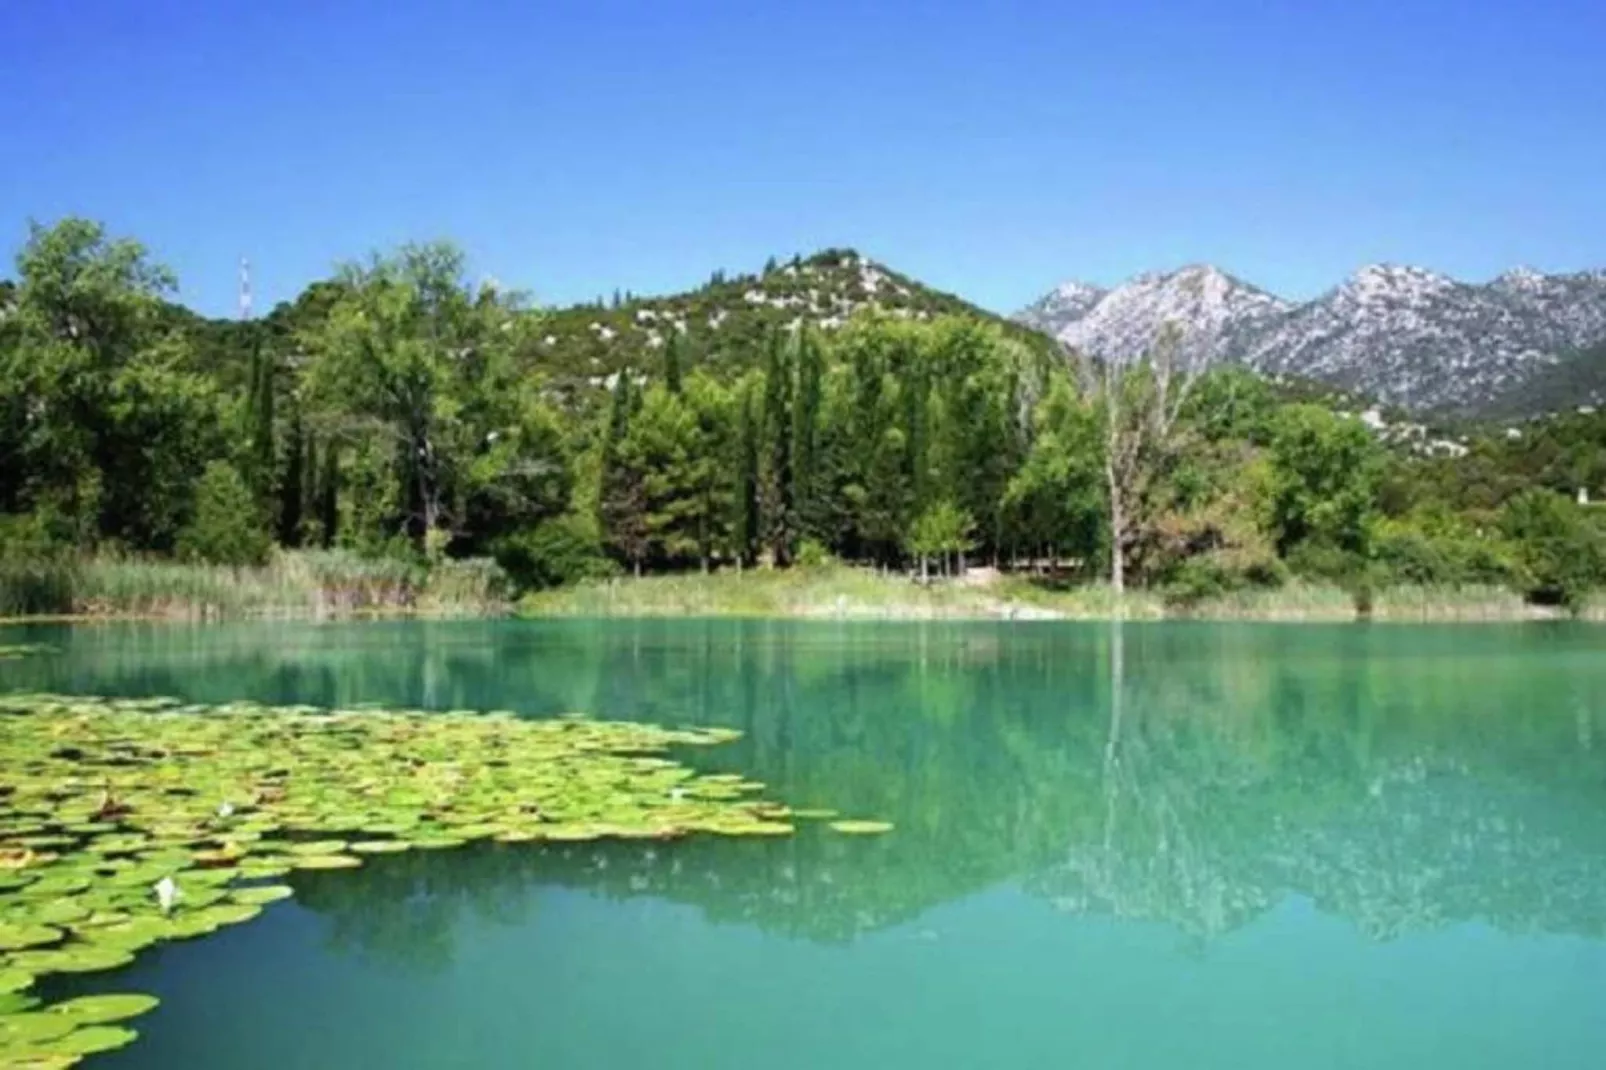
[6,617,1606,967]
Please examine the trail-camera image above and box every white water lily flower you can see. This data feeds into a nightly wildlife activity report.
[217,801,235,818]
[154,875,182,913]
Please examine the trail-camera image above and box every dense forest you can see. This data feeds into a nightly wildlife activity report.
[3,218,1605,614]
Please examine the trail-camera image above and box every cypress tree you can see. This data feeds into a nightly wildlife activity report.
[792,328,823,542]
[278,407,305,547]
[663,331,683,395]
[600,369,649,573]
[247,337,276,505]
[760,327,794,566]
[733,382,761,569]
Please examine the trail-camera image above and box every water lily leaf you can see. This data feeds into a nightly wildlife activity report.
[0,968,34,995]
[0,991,39,1015]
[46,993,159,1025]
[0,924,62,952]
[491,829,543,843]
[828,820,894,835]
[23,900,90,927]
[46,1022,140,1057]
[78,918,168,954]
[0,1010,77,1044]
[284,840,348,856]
[8,945,135,975]
[348,841,410,854]
[18,875,89,898]
[201,903,262,926]
[289,854,361,870]
[0,1054,76,1069]
[229,885,292,906]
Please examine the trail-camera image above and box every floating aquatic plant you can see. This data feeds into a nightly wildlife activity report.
[0,645,50,662]
[0,690,807,1065]
[828,820,895,835]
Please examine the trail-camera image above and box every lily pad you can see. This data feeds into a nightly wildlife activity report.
[284,840,348,856]
[348,840,410,854]
[0,924,63,952]
[289,854,362,870]
[8,944,136,975]
[0,969,35,995]
[828,819,894,835]
[23,899,91,927]
[0,993,40,1014]
[229,885,293,906]
[0,1010,77,1044]
[45,1023,140,1057]
[46,993,159,1025]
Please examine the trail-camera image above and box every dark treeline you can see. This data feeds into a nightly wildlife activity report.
[3,218,1606,611]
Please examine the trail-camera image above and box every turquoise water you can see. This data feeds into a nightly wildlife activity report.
[4,618,1606,1068]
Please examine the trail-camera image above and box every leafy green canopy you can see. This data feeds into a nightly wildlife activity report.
[4,216,1606,609]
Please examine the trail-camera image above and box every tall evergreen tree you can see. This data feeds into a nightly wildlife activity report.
[733,381,761,569]
[760,327,795,565]
[792,327,824,542]
[278,406,305,546]
[663,331,683,395]
[600,369,649,573]
[248,337,276,504]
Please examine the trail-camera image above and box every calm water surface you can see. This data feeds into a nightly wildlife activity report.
[3,619,1606,1069]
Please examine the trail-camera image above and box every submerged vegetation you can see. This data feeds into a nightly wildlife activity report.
[3,216,1606,619]
[0,689,878,1065]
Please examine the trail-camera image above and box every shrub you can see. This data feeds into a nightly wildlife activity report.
[494,514,619,591]
[176,463,272,567]
[794,538,836,569]
[1373,525,1457,586]
[1163,551,1285,608]
[1499,489,1606,607]
[421,556,512,610]
[1284,540,1359,583]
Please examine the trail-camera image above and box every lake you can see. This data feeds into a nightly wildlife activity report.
[3,618,1606,1068]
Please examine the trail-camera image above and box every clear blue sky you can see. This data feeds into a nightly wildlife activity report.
[2,0,1602,317]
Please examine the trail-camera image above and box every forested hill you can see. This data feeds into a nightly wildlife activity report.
[524,248,1057,398]
[138,248,1058,408]
[5,217,1606,619]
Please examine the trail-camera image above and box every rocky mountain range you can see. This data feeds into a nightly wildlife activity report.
[1014,263,1606,414]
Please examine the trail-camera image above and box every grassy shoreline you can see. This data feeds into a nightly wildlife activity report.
[2,558,1600,625]
[0,551,511,622]
[517,566,1602,624]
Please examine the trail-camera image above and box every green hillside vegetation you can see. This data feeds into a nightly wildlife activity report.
[531,248,1058,405]
[3,216,1606,619]
[1473,338,1606,421]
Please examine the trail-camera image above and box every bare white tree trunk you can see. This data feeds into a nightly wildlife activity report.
[1105,454,1125,595]
[1081,323,1201,602]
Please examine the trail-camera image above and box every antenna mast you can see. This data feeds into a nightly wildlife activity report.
[239,257,253,321]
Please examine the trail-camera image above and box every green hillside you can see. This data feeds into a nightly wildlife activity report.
[530,248,1058,400]
[1474,339,1606,421]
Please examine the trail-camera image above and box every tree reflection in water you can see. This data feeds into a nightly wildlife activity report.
[10,618,1606,968]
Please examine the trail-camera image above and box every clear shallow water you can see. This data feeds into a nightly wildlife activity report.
[3,618,1606,1069]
